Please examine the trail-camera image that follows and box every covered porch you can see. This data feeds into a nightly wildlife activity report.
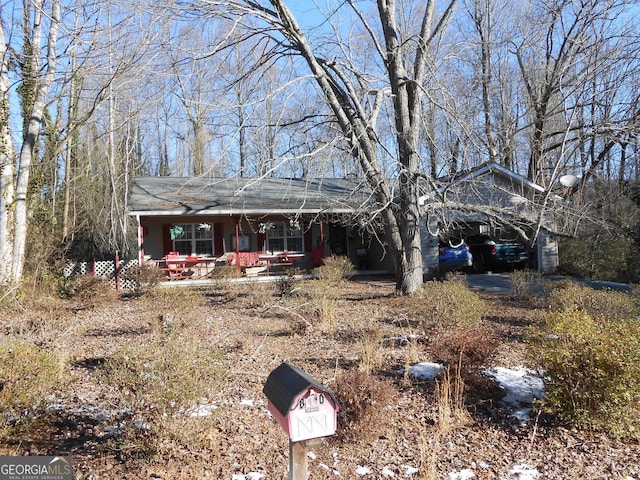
[127,177,393,281]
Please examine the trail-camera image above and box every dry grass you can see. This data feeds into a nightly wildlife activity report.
[355,328,385,374]
[0,276,638,479]
[434,366,471,434]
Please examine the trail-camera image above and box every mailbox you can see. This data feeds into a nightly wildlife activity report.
[263,362,339,442]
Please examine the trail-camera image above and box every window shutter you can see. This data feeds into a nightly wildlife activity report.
[304,223,313,252]
[214,223,224,256]
[162,224,173,256]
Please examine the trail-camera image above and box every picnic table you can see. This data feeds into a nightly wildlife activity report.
[164,254,217,280]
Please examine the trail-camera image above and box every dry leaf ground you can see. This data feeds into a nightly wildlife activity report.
[0,274,638,479]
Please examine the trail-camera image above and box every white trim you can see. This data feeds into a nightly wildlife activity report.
[126,208,360,216]
[418,161,547,206]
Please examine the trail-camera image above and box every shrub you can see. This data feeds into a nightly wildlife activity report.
[429,326,497,378]
[558,232,637,282]
[294,279,341,331]
[60,274,115,303]
[546,281,639,322]
[412,280,485,333]
[313,255,355,284]
[527,309,640,438]
[0,341,68,415]
[120,264,163,296]
[275,272,300,297]
[210,264,239,281]
[146,284,206,309]
[434,367,470,434]
[510,269,541,299]
[98,332,225,415]
[331,369,397,442]
[0,284,27,314]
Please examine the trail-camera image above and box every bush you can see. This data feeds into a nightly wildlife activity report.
[313,255,355,284]
[98,332,225,415]
[59,274,115,303]
[412,280,485,333]
[210,265,239,281]
[527,308,640,438]
[0,341,68,415]
[558,232,637,283]
[355,329,385,374]
[275,272,300,297]
[293,279,341,330]
[120,264,163,296]
[331,369,397,442]
[429,326,497,378]
[434,366,470,434]
[510,269,541,299]
[546,281,639,322]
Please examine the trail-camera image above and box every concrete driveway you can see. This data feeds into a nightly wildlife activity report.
[465,272,630,295]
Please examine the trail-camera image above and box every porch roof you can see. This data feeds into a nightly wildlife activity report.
[127,176,372,217]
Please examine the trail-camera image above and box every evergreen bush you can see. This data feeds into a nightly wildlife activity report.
[528,288,640,439]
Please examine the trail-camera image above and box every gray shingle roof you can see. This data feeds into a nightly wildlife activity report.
[127,176,371,216]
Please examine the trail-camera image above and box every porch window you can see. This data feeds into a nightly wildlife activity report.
[266,221,303,253]
[172,223,213,256]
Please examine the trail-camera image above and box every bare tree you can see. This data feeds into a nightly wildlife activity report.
[187,0,458,294]
[0,9,14,284]
[510,0,635,187]
[10,0,61,282]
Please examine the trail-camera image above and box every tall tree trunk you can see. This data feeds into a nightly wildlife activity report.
[12,0,61,282]
[249,0,456,293]
[0,17,14,284]
[471,0,498,163]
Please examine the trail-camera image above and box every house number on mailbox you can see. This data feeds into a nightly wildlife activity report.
[263,361,341,479]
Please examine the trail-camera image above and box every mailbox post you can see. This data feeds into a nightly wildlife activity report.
[263,362,339,480]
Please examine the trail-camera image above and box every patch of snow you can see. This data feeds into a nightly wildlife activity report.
[450,468,476,479]
[485,367,544,423]
[240,399,254,407]
[184,403,218,417]
[403,465,419,477]
[356,465,372,475]
[502,464,539,480]
[390,334,421,344]
[132,418,150,430]
[101,422,125,439]
[381,465,395,477]
[231,473,264,480]
[45,399,132,423]
[400,362,444,380]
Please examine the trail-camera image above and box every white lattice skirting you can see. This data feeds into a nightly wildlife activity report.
[64,258,139,291]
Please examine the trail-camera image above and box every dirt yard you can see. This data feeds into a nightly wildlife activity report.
[1,274,639,479]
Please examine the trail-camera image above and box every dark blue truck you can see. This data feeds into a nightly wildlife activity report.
[466,234,528,272]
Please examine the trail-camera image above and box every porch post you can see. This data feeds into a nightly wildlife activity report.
[136,214,143,265]
[235,217,241,275]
